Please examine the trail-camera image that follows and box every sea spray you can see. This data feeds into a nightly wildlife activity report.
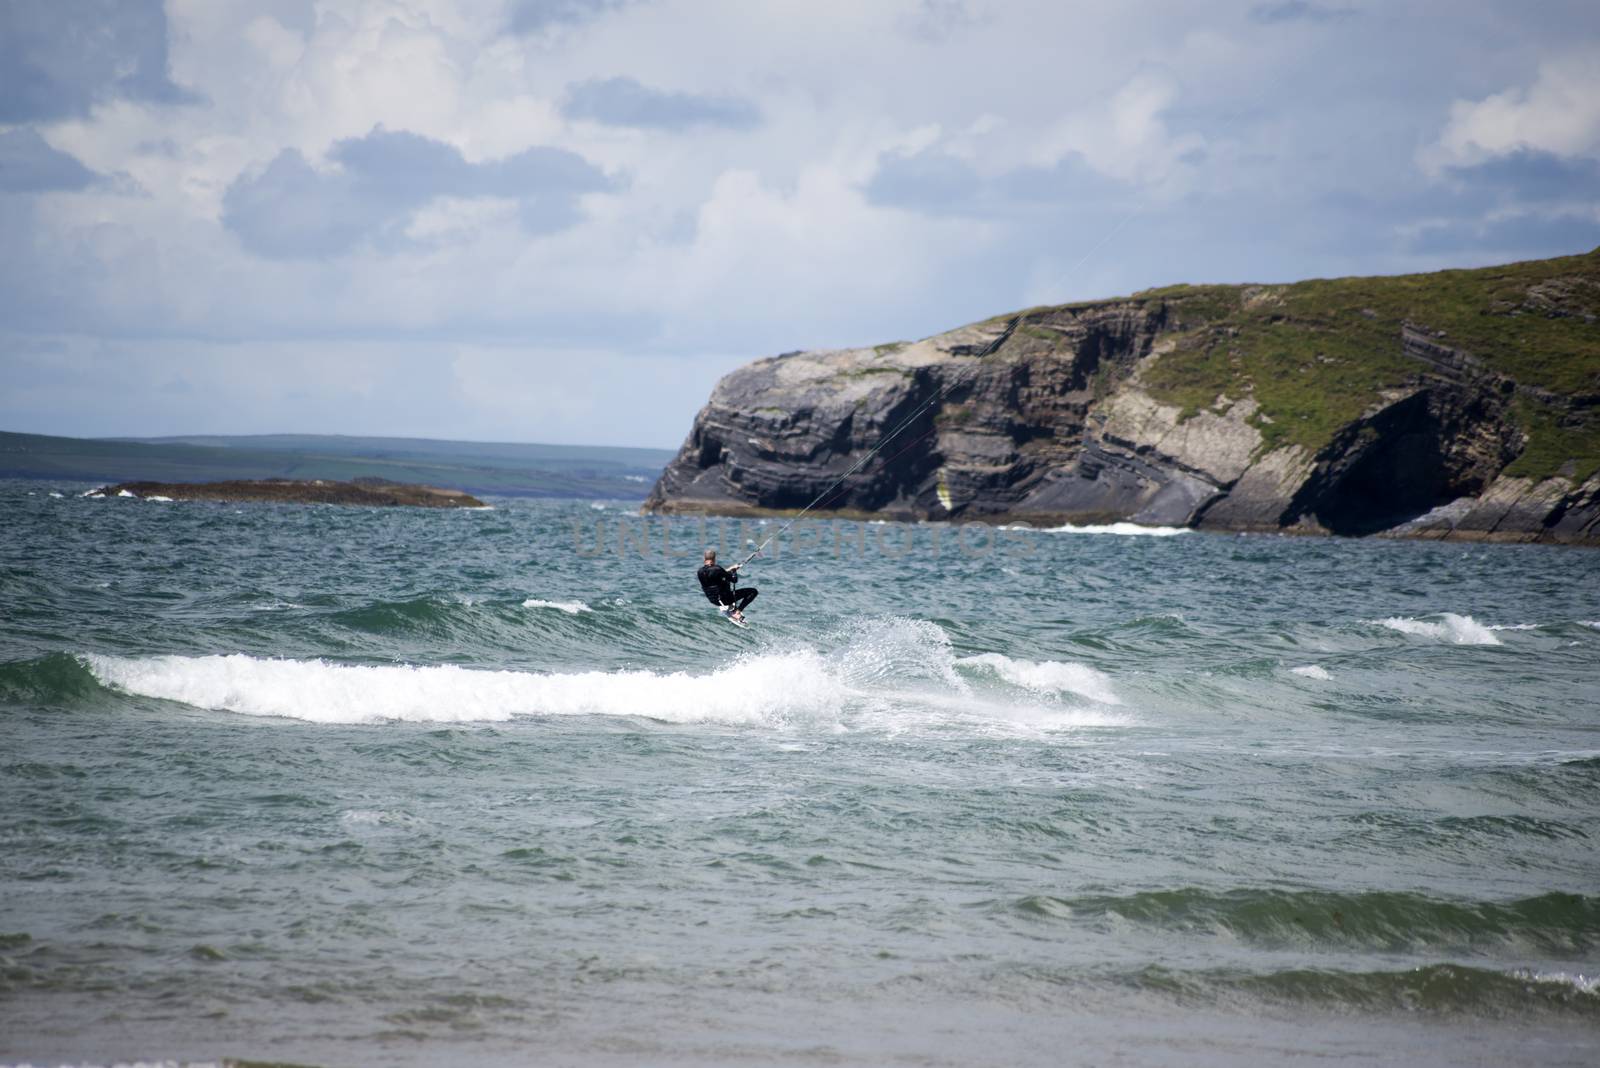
[83,651,848,727]
[1376,613,1502,645]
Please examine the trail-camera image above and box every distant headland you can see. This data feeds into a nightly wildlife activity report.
[645,248,1600,545]
[0,430,672,500]
[87,478,486,508]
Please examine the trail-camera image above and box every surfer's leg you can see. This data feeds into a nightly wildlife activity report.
[734,588,758,612]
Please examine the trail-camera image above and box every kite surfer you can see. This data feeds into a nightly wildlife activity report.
[697,548,757,624]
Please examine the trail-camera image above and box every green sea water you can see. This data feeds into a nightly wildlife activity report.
[2,480,1598,1066]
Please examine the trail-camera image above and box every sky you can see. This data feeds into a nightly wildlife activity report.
[2,0,1598,449]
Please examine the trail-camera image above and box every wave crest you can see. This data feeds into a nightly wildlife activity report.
[1132,961,1600,1016]
[73,618,1127,732]
[1377,613,1502,646]
[956,653,1120,705]
[1038,522,1190,537]
[1020,887,1600,955]
[522,599,591,614]
[82,651,845,727]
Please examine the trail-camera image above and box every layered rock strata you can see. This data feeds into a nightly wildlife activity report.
[646,254,1600,544]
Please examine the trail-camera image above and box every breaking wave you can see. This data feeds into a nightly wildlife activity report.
[69,619,1127,731]
[1037,521,1191,537]
[82,651,844,727]
[522,598,591,614]
[1375,613,1502,646]
[1010,887,1600,956]
[956,652,1120,704]
[1129,962,1600,1017]
[1291,664,1333,680]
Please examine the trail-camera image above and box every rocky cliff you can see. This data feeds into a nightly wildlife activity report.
[645,249,1600,544]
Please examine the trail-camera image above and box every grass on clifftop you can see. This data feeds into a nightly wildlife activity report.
[1127,248,1600,478]
[1502,395,1600,480]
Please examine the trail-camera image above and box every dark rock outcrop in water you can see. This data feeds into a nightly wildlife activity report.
[645,249,1600,544]
[88,478,486,508]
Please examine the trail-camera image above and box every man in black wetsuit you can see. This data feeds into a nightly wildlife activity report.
[697,548,757,623]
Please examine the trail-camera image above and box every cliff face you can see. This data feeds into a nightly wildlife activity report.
[645,250,1600,544]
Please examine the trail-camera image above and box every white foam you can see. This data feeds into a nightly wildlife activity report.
[80,620,1131,735]
[1038,521,1190,537]
[1488,623,1541,631]
[1509,969,1600,996]
[1376,613,1502,646]
[857,687,1129,735]
[831,617,967,690]
[116,489,135,498]
[523,598,592,614]
[145,495,174,502]
[957,652,1121,705]
[339,808,421,829]
[826,620,1130,732]
[48,491,64,498]
[1580,621,1600,630]
[83,651,846,727]
[1291,664,1333,681]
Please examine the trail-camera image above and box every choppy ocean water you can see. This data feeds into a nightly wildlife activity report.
[2,480,1598,1066]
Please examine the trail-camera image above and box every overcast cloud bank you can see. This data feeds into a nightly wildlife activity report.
[1,0,1597,446]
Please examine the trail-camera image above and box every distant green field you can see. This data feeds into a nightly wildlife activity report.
[0,431,674,498]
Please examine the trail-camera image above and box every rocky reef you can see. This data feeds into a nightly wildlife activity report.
[88,478,486,508]
[645,249,1600,544]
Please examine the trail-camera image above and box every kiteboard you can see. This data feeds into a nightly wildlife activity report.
[718,606,749,629]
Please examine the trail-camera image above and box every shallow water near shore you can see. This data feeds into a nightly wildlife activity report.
[2,480,1598,1066]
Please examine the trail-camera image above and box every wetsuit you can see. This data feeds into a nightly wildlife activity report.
[697,563,758,615]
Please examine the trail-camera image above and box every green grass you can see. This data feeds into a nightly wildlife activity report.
[842,366,913,379]
[1119,248,1600,474]
[1503,396,1600,482]
[1142,304,1418,453]
[1019,324,1061,343]
[1138,283,1241,328]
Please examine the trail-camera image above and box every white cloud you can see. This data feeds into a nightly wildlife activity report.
[1425,51,1600,169]
[1028,72,1206,194]
[658,164,991,345]
[4,0,1598,445]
